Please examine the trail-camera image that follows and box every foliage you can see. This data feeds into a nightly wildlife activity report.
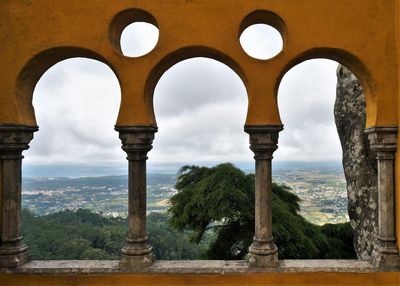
[147,212,208,259]
[319,223,358,258]
[21,209,203,260]
[168,163,357,259]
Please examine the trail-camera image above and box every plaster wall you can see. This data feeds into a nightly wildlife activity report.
[396,0,400,251]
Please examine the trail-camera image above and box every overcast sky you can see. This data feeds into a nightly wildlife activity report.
[23,23,342,175]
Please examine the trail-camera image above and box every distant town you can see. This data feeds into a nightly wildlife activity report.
[22,164,349,225]
[273,166,348,225]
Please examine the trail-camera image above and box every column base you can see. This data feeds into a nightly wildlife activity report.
[0,246,29,268]
[372,247,400,269]
[119,242,154,270]
[119,253,155,270]
[247,242,279,267]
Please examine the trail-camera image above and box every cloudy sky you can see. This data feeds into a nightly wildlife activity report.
[23,23,342,176]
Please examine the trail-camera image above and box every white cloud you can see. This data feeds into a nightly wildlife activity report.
[25,58,124,166]
[275,59,341,161]
[152,58,250,164]
[240,24,283,60]
[120,22,159,57]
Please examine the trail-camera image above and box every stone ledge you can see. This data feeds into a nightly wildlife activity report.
[0,260,394,275]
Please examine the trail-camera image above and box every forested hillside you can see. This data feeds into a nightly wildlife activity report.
[22,209,206,260]
[21,164,356,260]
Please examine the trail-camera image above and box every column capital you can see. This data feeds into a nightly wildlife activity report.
[0,124,38,152]
[365,126,398,154]
[115,126,158,160]
[244,125,283,159]
[244,124,284,134]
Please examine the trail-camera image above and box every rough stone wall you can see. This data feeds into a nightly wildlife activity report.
[334,65,378,259]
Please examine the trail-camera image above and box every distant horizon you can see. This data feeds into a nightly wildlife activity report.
[22,160,343,178]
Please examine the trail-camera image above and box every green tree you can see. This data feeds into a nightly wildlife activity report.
[168,163,357,259]
[21,208,203,260]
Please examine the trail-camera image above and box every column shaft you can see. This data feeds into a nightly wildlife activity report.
[128,158,147,244]
[254,154,273,245]
[377,154,396,247]
[1,151,23,242]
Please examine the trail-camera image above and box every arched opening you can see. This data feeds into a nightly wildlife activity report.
[21,58,126,260]
[277,60,342,166]
[25,58,122,176]
[276,58,375,259]
[151,57,252,259]
[152,57,250,166]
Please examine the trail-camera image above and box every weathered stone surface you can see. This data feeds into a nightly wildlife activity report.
[334,65,378,259]
[245,125,283,268]
[0,259,384,274]
[0,125,38,268]
[365,127,399,268]
[115,126,157,270]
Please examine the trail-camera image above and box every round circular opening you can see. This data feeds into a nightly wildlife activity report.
[239,24,283,60]
[120,22,159,57]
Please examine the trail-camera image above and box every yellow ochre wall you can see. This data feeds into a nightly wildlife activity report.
[1,272,400,286]
[396,0,400,255]
[1,0,400,285]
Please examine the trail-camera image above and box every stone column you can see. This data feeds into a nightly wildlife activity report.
[115,126,157,269]
[0,125,37,268]
[245,125,283,267]
[365,126,400,268]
